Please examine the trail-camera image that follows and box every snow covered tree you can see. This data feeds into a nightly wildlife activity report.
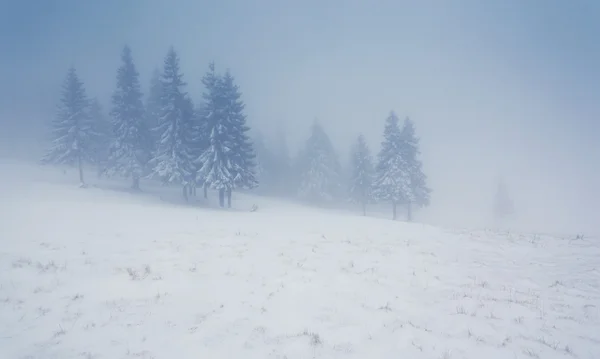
[107,45,150,190]
[145,68,162,157]
[373,111,411,220]
[149,47,196,195]
[89,98,111,175]
[196,65,257,207]
[297,121,342,203]
[349,134,374,215]
[399,117,430,221]
[494,178,514,220]
[41,67,95,186]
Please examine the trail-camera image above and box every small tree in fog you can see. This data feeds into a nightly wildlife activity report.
[297,121,342,203]
[349,134,374,215]
[41,67,95,186]
[399,117,430,220]
[89,98,111,175]
[106,46,150,190]
[373,111,411,220]
[494,178,514,220]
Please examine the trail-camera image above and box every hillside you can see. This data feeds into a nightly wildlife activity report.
[1,161,599,359]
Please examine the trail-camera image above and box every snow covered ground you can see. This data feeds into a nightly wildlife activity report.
[1,160,599,359]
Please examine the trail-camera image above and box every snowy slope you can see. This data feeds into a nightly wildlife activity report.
[1,161,599,359]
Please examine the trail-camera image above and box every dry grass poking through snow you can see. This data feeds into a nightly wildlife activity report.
[1,163,600,359]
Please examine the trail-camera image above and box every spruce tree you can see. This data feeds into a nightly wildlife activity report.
[494,178,514,221]
[107,45,149,190]
[399,117,430,220]
[196,65,257,207]
[196,63,230,206]
[349,134,374,215]
[373,111,411,220]
[150,47,195,195]
[221,70,257,202]
[297,121,342,203]
[145,68,162,157]
[89,98,111,175]
[42,67,95,186]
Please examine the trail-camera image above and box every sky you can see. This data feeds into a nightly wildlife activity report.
[0,0,599,235]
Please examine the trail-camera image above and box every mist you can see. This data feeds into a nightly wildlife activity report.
[1,0,599,236]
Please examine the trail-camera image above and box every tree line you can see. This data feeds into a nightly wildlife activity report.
[41,45,431,220]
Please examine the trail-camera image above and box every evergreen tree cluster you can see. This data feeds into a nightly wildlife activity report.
[42,46,257,207]
[41,46,431,219]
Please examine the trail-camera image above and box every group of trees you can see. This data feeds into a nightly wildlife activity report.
[255,112,431,221]
[42,46,256,207]
[41,46,431,220]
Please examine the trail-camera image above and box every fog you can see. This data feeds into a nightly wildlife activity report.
[1,0,599,236]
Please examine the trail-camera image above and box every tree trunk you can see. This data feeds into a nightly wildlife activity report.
[407,201,412,222]
[131,176,140,190]
[203,183,208,199]
[361,201,366,216]
[218,189,225,207]
[392,201,397,220]
[183,185,189,202]
[192,183,196,197]
[78,154,85,186]
[227,188,232,208]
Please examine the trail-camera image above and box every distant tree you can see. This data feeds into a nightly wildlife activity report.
[89,98,111,175]
[149,47,196,197]
[197,65,257,207]
[297,121,342,203]
[107,45,150,190]
[349,134,374,215]
[41,67,95,186]
[373,111,410,220]
[399,117,430,220]
[494,178,514,220]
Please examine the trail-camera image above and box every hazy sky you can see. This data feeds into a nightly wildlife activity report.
[1,0,599,234]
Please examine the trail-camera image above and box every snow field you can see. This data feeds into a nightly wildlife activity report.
[1,162,599,359]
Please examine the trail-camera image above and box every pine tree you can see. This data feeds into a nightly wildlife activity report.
[145,68,162,157]
[494,178,514,220]
[399,117,430,220]
[107,45,149,190]
[196,63,230,206]
[41,67,95,186]
[349,134,374,215]
[373,111,411,220]
[297,121,342,203]
[150,47,195,195]
[221,70,257,199]
[196,65,257,207]
[89,98,111,175]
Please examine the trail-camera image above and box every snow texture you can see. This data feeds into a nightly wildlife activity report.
[2,160,600,359]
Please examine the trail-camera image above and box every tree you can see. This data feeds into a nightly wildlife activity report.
[494,178,514,220]
[41,67,95,186]
[297,121,342,203]
[145,68,162,157]
[373,111,411,220]
[221,70,258,202]
[107,45,149,190]
[349,134,374,215]
[89,98,111,175]
[196,65,257,207]
[399,117,430,220]
[149,47,196,196]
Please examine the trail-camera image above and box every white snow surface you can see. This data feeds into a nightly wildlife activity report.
[1,160,600,359]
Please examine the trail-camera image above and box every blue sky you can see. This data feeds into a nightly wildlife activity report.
[1,0,599,233]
